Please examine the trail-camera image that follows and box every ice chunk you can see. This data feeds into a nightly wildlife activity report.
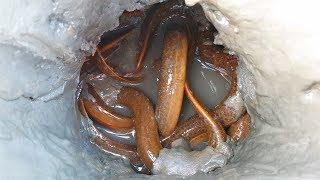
[153,139,232,176]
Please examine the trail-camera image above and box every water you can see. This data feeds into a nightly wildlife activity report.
[81,25,230,147]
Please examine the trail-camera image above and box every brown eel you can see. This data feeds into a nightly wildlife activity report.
[117,87,162,170]
[161,115,208,148]
[184,82,227,147]
[83,83,134,133]
[77,0,252,173]
[156,30,189,137]
[80,86,163,170]
[92,136,140,164]
[188,132,208,149]
[228,113,251,141]
[95,49,143,84]
[151,0,198,137]
[78,96,140,164]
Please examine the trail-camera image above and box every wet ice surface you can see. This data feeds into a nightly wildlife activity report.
[189,0,320,178]
[153,140,232,176]
[0,0,160,179]
[2,0,320,178]
[0,44,65,100]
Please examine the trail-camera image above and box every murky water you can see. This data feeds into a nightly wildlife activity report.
[82,26,230,145]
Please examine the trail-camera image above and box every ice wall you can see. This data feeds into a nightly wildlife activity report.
[185,0,320,178]
[0,0,158,179]
[1,0,320,178]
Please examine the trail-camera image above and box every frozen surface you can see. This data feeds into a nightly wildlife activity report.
[185,0,320,178]
[153,140,232,176]
[1,0,320,178]
[0,0,158,179]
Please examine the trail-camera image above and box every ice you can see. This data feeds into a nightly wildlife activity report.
[186,0,320,178]
[1,0,320,178]
[153,139,233,176]
[0,0,158,179]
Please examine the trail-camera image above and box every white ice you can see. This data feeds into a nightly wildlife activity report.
[1,0,320,179]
